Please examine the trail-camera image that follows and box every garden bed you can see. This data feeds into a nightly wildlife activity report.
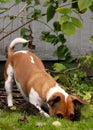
[0,86,39,115]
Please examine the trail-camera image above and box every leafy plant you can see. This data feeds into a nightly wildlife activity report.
[52,54,93,99]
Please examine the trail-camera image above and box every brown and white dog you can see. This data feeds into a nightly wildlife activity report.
[4,38,87,121]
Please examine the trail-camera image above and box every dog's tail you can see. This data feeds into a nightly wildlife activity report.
[8,38,29,57]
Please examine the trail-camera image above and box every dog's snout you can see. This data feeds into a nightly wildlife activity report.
[69,114,75,121]
[56,113,63,119]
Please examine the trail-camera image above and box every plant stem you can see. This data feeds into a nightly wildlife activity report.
[0,19,34,41]
[0,3,27,34]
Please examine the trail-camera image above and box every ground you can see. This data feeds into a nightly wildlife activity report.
[0,85,39,115]
[0,85,93,130]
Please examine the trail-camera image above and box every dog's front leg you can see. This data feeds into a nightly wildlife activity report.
[29,89,50,117]
[36,104,50,117]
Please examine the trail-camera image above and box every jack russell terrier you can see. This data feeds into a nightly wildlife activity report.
[4,38,88,121]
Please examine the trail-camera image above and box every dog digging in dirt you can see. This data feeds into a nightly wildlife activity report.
[4,38,88,121]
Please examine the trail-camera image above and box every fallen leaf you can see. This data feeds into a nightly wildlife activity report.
[36,122,46,127]
[9,106,16,111]
[52,121,61,127]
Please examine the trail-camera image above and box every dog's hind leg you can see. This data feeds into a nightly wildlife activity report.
[5,64,14,107]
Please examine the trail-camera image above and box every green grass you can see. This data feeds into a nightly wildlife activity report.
[0,104,93,130]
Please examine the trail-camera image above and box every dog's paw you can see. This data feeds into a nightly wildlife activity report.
[9,106,17,111]
[44,112,50,117]
[40,110,50,117]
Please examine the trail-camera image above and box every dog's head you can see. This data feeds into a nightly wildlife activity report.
[48,92,88,121]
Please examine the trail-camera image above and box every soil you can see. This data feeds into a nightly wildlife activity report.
[0,86,39,115]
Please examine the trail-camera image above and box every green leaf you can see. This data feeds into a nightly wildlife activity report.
[32,9,42,19]
[65,51,73,63]
[72,0,78,9]
[78,0,92,11]
[15,0,21,4]
[0,0,12,3]
[53,21,61,31]
[59,74,67,83]
[26,0,32,4]
[53,63,66,72]
[89,2,93,13]
[47,4,55,22]
[0,7,8,11]
[83,92,91,101]
[55,45,69,58]
[89,35,93,44]
[57,15,70,24]
[45,34,58,45]
[34,0,40,5]
[56,8,72,14]
[58,34,66,44]
[62,0,68,3]
[71,17,83,28]
[61,22,76,36]
[20,28,29,39]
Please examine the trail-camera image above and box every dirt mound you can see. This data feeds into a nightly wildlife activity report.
[0,86,39,115]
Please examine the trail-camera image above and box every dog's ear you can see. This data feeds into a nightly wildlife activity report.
[70,95,89,121]
[48,95,61,106]
[71,95,88,106]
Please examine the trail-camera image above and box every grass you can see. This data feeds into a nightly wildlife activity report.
[0,104,93,130]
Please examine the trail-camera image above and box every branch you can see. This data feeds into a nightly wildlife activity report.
[0,3,16,14]
[0,19,34,41]
[36,19,54,32]
[0,3,27,34]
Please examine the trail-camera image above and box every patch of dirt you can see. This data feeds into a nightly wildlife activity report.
[0,86,39,115]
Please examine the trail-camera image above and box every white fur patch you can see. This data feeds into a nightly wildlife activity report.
[5,64,14,106]
[30,56,35,64]
[14,50,28,54]
[7,64,14,76]
[29,88,49,117]
[46,84,68,102]
[10,38,29,48]
[29,88,42,106]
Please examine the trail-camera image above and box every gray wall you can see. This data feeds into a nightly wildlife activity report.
[0,2,93,61]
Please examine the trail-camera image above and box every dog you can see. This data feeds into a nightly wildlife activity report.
[4,38,88,121]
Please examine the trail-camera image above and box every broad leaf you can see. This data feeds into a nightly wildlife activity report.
[55,45,69,58]
[61,22,76,36]
[15,0,21,4]
[32,9,42,19]
[20,28,29,39]
[65,51,73,62]
[59,74,67,83]
[78,0,92,11]
[58,34,66,44]
[89,2,93,13]
[57,15,70,24]
[53,63,66,72]
[83,92,91,101]
[72,0,78,9]
[89,35,93,44]
[62,0,68,3]
[0,0,12,3]
[45,34,58,45]
[47,4,55,22]
[56,8,72,14]
[71,17,83,28]
[53,21,61,31]
[0,7,8,11]
[34,0,40,5]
